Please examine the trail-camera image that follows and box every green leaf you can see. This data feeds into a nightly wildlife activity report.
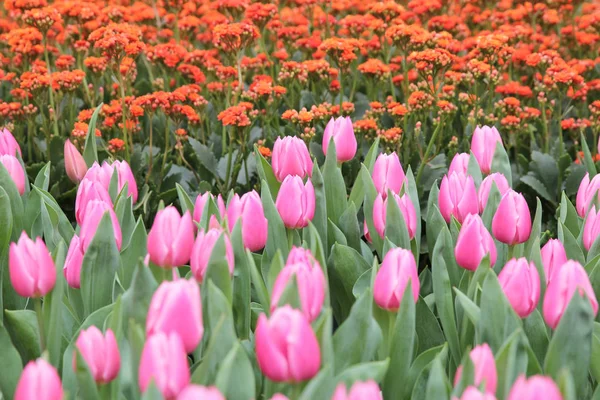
[467,153,483,188]
[425,356,450,400]
[385,189,411,250]
[335,358,390,386]
[74,350,101,400]
[361,165,383,255]
[254,146,281,198]
[311,163,328,257]
[122,259,158,330]
[4,310,40,363]
[247,250,270,315]
[83,103,102,167]
[415,297,445,354]
[189,137,219,178]
[119,218,148,290]
[176,183,195,215]
[559,192,581,238]
[407,344,447,400]
[215,341,256,400]
[203,234,233,304]
[0,162,24,240]
[231,222,251,339]
[261,180,288,263]
[43,241,66,369]
[323,139,348,226]
[33,162,51,191]
[453,289,481,326]
[490,141,512,186]
[581,132,597,177]
[523,309,549,367]
[349,138,379,209]
[521,175,554,203]
[338,202,361,252]
[495,330,529,400]
[0,322,22,399]
[558,221,585,264]
[0,186,23,313]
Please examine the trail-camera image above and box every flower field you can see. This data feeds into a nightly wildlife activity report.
[2,0,600,399]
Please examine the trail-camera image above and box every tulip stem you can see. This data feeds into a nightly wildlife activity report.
[290,383,302,400]
[34,298,46,353]
[415,120,443,187]
[162,267,171,282]
[287,228,294,250]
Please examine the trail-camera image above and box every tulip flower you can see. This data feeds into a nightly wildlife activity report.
[584,205,600,251]
[576,172,600,217]
[63,235,84,289]
[177,385,225,400]
[372,152,405,197]
[373,248,419,310]
[255,306,321,382]
[84,160,138,203]
[9,232,56,298]
[73,326,120,383]
[227,191,268,251]
[0,127,21,156]
[507,375,563,400]
[272,136,313,181]
[478,173,510,212]
[75,178,112,225]
[471,125,503,174]
[270,395,289,400]
[147,207,195,268]
[15,358,63,400]
[139,332,190,398]
[0,154,25,195]
[498,258,540,318]
[543,260,599,329]
[146,279,203,353]
[270,247,325,321]
[541,239,567,284]
[438,172,478,224]
[64,140,88,184]
[79,200,122,251]
[458,387,497,400]
[455,214,497,271]
[454,343,497,394]
[372,192,417,240]
[492,190,531,245]
[190,228,234,282]
[332,380,383,400]
[193,192,225,227]
[449,152,470,175]
[322,116,357,162]
[275,175,315,229]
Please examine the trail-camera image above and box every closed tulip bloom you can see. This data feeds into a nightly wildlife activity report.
[541,239,567,284]
[15,359,63,400]
[492,190,531,245]
[272,136,313,181]
[275,175,315,229]
[0,127,21,156]
[471,125,503,174]
[64,140,88,184]
[0,154,25,195]
[455,214,497,271]
[177,385,225,400]
[478,173,510,212]
[372,152,405,197]
[576,173,600,217]
[79,200,122,252]
[498,258,540,318]
[147,207,195,268]
[74,326,120,383]
[507,375,563,400]
[374,248,420,310]
[543,260,599,329]
[270,395,289,400]
[139,332,190,398]
[227,191,268,251]
[63,235,84,289]
[83,161,114,189]
[270,247,325,321]
[190,228,234,282]
[9,232,56,298]
[454,344,497,394]
[372,193,417,239]
[449,152,470,175]
[112,160,138,203]
[457,387,497,400]
[192,192,225,227]
[146,279,203,353]
[255,306,321,382]
[322,116,357,162]
[584,206,600,251]
[438,172,478,224]
[75,179,112,225]
[332,380,383,400]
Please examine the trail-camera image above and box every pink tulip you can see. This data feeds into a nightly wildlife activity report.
[0,154,25,195]
[255,306,321,382]
[193,192,225,227]
[270,395,289,400]
[177,385,225,400]
[541,239,567,284]
[478,173,510,212]
[275,175,315,229]
[364,220,372,243]
[227,191,268,251]
[449,152,470,175]
[0,127,21,156]
[471,125,503,174]
[73,326,120,383]
[332,380,382,400]
[372,192,417,240]
[507,375,563,400]
[63,235,84,289]
[147,207,195,268]
[492,190,531,245]
[15,358,63,400]
[322,116,357,162]
[83,161,114,188]
[576,172,600,217]
[84,161,138,203]
[9,232,56,298]
[270,247,325,321]
[75,179,112,225]
[190,228,234,282]
[455,214,497,271]
[146,279,203,353]
[438,172,478,224]
[584,205,600,251]
[372,152,405,197]
[79,200,122,251]
[139,332,190,398]
[498,258,540,318]
[543,260,599,329]
[454,343,497,394]
[64,140,88,184]
[457,387,497,400]
[374,248,420,310]
[272,136,313,181]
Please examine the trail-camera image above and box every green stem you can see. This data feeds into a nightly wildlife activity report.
[43,36,60,145]
[287,228,294,250]
[507,244,515,261]
[224,131,234,192]
[117,71,130,161]
[145,113,154,185]
[415,121,444,186]
[162,267,171,282]
[34,298,46,353]
[160,119,170,183]
[290,383,302,400]
[541,101,549,153]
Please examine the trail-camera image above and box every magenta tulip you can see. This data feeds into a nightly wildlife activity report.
[372,152,405,197]
[64,140,88,184]
[84,160,138,203]
[63,234,84,289]
[9,232,56,298]
[449,152,470,175]
[190,228,234,282]
[74,326,120,383]
[584,205,600,251]
[332,380,382,400]
[272,136,313,181]
[270,395,289,400]
[75,178,112,225]
[177,385,225,400]
[492,190,531,245]
[0,154,25,195]
[498,258,540,318]
[373,248,420,310]
[227,191,268,251]
[0,127,21,156]
[255,306,321,382]
[457,387,497,400]
[79,200,122,251]
[275,175,315,229]
[471,125,503,174]
[455,214,497,271]
[193,192,225,227]
[543,260,599,329]
[541,239,567,284]
[507,375,563,400]
[438,172,478,224]
[478,173,510,212]
[576,172,600,217]
[15,359,63,400]
[372,192,417,239]
[147,207,195,268]
[454,343,497,394]
[322,116,357,162]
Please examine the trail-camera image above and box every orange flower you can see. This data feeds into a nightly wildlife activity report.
[218,105,251,127]
[88,23,145,61]
[212,22,259,53]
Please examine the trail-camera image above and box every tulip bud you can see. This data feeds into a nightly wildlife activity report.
[507,375,563,400]
[193,192,225,227]
[455,214,497,271]
[139,332,190,398]
[270,395,289,400]
[322,116,357,162]
[449,152,470,175]
[275,176,315,229]
[438,172,478,224]
[373,248,419,310]
[584,205,600,251]
[79,200,122,252]
[272,136,313,181]
[541,239,567,284]
[9,232,56,298]
[478,173,510,212]
[454,343,497,394]
[255,306,321,382]
[457,387,497,400]
[147,279,203,353]
[190,228,234,282]
[372,152,405,197]
[147,207,195,268]
[471,125,503,174]
[332,380,383,400]
[498,258,540,318]
[270,247,325,321]
[15,359,63,400]
[492,190,531,245]
[576,172,600,217]
[64,235,84,289]
[73,326,120,383]
[543,260,599,329]
[0,154,25,195]
[227,191,268,251]
[64,140,88,184]
[372,192,417,240]
[112,160,138,203]
[177,385,225,400]
[75,179,112,225]
[83,161,114,188]
[0,127,21,156]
